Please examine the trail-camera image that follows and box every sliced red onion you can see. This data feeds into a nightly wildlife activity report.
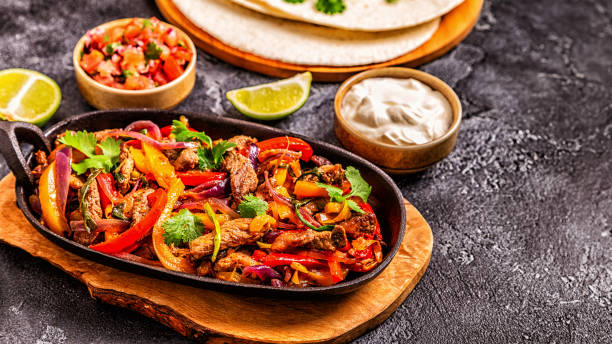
[310,155,332,167]
[110,252,162,267]
[258,149,301,163]
[264,171,292,208]
[183,179,229,200]
[190,178,226,193]
[178,198,239,219]
[276,222,298,230]
[54,147,72,215]
[101,130,198,150]
[243,265,282,282]
[298,206,323,228]
[125,121,162,140]
[247,143,260,170]
[70,219,130,233]
[270,278,284,287]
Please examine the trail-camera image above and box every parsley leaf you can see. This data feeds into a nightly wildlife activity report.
[238,194,269,218]
[171,120,212,147]
[59,131,122,175]
[284,0,305,3]
[315,166,370,213]
[144,42,162,61]
[315,0,345,14]
[196,140,236,170]
[344,166,371,202]
[162,209,205,246]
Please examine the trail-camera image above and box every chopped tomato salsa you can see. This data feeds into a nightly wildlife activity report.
[80,17,193,90]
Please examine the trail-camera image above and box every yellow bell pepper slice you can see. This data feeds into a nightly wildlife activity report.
[38,161,69,236]
[142,142,176,189]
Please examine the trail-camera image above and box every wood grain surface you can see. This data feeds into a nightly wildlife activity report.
[0,174,433,343]
[155,0,483,82]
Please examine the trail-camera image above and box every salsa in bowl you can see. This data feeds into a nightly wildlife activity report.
[73,18,196,109]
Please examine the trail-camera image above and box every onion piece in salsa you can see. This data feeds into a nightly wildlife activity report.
[80,17,193,90]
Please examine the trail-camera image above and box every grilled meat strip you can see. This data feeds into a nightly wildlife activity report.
[222,151,258,202]
[270,227,348,252]
[116,143,134,194]
[173,147,199,171]
[73,178,103,245]
[318,164,345,185]
[189,218,260,260]
[335,213,377,239]
[214,251,259,272]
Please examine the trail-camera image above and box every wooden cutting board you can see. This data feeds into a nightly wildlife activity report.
[0,174,433,343]
[155,0,483,82]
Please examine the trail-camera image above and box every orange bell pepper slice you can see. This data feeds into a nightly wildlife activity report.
[293,180,328,198]
[38,161,69,236]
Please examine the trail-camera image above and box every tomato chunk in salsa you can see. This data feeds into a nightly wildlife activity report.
[80,17,193,90]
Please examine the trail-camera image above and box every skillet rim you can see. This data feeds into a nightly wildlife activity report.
[14,109,406,296]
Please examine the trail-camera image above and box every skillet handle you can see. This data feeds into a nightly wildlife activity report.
[0,121,51,191]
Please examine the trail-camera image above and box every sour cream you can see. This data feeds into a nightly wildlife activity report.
[341,77,453,145]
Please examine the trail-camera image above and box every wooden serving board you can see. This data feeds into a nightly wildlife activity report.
[0,174,433,343]
[155,0,483,82]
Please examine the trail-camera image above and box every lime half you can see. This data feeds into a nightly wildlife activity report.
[0,68,62,127]
[226,72,312,120]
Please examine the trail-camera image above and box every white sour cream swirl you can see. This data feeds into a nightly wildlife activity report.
[341,77,453,145]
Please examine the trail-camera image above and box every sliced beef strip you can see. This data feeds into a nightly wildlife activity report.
[335,213,377,239]
[227,135,257,150]
[318,164,345,185]
[119,188,155,224]
[189,218,260,260]
[270,227,347,252]
[222,151,258,202]
[213,251,259,272]
[73,179,103,245]
[116,143,135,194]
[173,147,199,171]
[31,150,48,179]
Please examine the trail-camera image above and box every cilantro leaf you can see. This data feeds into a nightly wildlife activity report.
[284,0,305,3]
[196,140,236,170]
[162,209,205,246]
[171,120,212,147]
[59,131,121,175]
[315,0,345,14]
[105,42,120,55]
[144,42,162,61]
[238,194,269,218]
[142,18,153,29]
[59,131,97,157]
[345,166,371,202]
[315,182,345,203]
[316,166,371,212]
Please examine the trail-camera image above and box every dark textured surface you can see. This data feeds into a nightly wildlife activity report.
[0,0,610,343]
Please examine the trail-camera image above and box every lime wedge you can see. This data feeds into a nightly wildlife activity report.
[226,72,312,120]
[0,68,62,127]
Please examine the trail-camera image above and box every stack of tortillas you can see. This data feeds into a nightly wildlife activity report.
[172,0,465,66]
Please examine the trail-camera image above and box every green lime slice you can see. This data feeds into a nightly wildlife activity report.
[0,68,62,127]
[226,72,312,120]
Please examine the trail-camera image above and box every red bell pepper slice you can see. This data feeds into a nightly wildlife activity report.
[89,188,167,254]
[359,201,382,240]
[261,253,326,269]
[176,171,226,186]
[256,137,313,162]
[252,250,267,262]
[328,256,344,283]
[97,173,123,205]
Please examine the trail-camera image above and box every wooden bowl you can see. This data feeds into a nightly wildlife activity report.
[73,18,196,110]
[334,67,462,174]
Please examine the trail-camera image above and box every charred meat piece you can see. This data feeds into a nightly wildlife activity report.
[214,251,259,272]
[227,135,257,150]
[173,147,200,171]
[69,175,84,189]
[318,164,345,185]
[163,148,181,162]
[335,213,377,239]
[119,188,155,224]
[270,227,347,252]
[196,261,213,276]
[189,218,260,260]
[116,143,134,194]
[222,151,258,201]
[73,179,103,245]
[31,150,48,179]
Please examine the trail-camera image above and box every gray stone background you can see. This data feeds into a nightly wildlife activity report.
[0,0,611,343]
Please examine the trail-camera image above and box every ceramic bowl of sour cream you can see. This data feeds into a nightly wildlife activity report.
[334,67,462,174]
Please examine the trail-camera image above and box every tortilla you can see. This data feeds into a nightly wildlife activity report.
[229,0,464,32]
[173,0,440,66]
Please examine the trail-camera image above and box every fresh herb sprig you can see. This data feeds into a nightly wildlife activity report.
[59,131,121,175]
[162,209,205,246]
[238,194,269,218]
[171,120,236,170]
[315,166,371,213]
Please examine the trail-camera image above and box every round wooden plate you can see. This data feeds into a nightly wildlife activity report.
[155,0,483,82]
[0,175,433,343]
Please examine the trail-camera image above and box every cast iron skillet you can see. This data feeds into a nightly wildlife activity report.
[0,109,406,297]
